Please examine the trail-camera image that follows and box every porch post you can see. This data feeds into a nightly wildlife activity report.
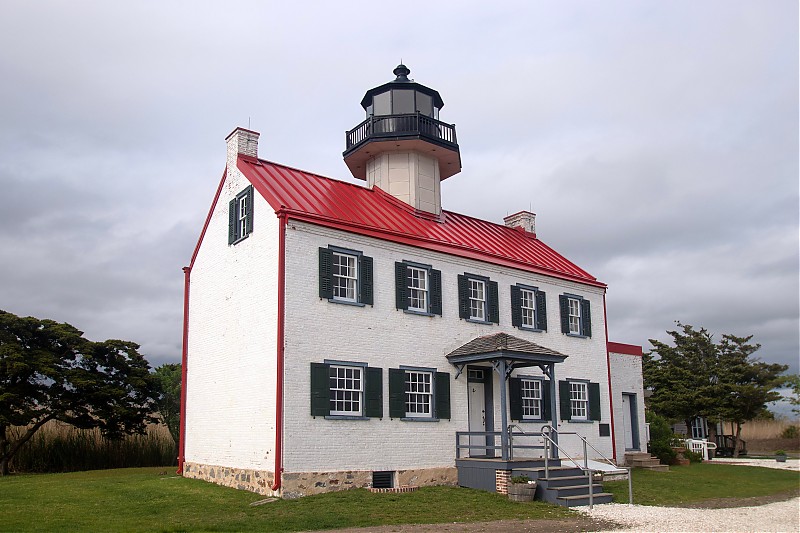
[549,363,559,458]
[498,359,509,461]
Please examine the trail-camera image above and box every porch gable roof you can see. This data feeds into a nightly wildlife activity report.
[445,332,568,367]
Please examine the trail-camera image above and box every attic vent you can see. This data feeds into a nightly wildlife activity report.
[372,471,394,489]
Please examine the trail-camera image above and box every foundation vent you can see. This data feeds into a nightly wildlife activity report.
[372,471,394,489]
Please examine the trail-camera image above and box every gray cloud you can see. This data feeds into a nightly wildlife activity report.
[0,1,797,378]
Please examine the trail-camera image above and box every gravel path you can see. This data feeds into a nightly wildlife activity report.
[577,458,800,532]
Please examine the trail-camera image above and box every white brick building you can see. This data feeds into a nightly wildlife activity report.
[179,65,645,500]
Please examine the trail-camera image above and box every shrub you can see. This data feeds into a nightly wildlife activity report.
[646,412,677,465]
[780,425,798,439]
[510,475,530,484]
[684,450,704,463]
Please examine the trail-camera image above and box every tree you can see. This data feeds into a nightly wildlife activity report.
[713,334,787,456]
[783,374,800,416]
[643,323,719,432]
[0,310,158,475]
[644,323,788,457]
[153,364,181,444]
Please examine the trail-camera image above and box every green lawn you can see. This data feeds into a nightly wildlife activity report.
[605,463,800,506]
[0,468,571,532]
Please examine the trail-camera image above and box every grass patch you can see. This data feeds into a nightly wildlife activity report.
[605,463,800,506]
[0,468,572,532]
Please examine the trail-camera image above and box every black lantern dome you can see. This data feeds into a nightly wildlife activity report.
[344,64,461,182]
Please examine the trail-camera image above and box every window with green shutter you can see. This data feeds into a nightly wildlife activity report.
[228,185,254,245]
[309,361,382,419]
[511,284,547,331]
[394,261,442,316]
[458,273,498,324]
[510,377,551,421]
[388,367,450,421]
[318,246,373,306]
[559,293,591,338]
[558,380,601,422]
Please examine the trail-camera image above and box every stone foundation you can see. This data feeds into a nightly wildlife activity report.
[182,462,277,496]
[183,462,457,499]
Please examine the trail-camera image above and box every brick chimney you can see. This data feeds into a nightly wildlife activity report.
[226,127,260,170]
[503,210,536,235]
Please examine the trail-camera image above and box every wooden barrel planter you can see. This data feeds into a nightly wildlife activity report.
[508,482,537,502]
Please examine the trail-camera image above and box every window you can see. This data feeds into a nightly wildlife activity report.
[570,382,588,420]
[521,379,542,419]
[329,365,362,416]
[319,247,373,305]
[395,262,442,315]
[404,371,432,417]
[559,294,591,337]
[469,279,485,320]
[510,377,551,422]
[310,362,382,418]
[558,380,601,422]
[333,252,357,302]
[228,185,254,244]
[511,285,547,331]
[458,274,499,323]
[389,368,450,420]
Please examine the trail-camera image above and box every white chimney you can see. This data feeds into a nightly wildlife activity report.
[226,127,259,160]
[503,210,536,235]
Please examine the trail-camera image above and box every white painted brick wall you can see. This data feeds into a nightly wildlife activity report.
[282,220,614,473]
[184,159,278,471]
[609,351,647,456]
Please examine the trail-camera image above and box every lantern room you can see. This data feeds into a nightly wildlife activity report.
[343,65,462,215]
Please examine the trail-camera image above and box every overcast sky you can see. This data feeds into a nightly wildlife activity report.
[1,2,797,398]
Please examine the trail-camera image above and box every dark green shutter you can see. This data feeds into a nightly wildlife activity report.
[509,377,522,421]
[245,185,254,235]
[457,275,470,319]
[395,262,407,310]
[228,198,237,244]
[319,248,333,299]
[429,269,442,315]
[364,367,382,418]
[559,380,571,421]
[510,286,522,328]
[581,299,592,337]
[388,368,405,418]
[588,382,601,421]
[536,290,547,331]
[488,280,499,323]
[310,363,330,417]
[559,295,570,334]
[542,380,552,420]
[435,372,450,419]
[361,255,373,305]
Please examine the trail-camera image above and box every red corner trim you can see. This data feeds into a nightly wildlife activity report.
[177,266,191,474]
[271,213,287,492]
[607,342,643,357]
[190,169,227,268]
[603,293,617,463]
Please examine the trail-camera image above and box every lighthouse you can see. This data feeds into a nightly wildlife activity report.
[343,64,461,216]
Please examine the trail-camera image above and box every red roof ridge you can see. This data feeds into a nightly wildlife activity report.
[241,154,366,192]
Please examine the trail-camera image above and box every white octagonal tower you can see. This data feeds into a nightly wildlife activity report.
[343,64,461,216]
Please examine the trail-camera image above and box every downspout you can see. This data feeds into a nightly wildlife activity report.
[271,212,287,492]
[177,266,191,474]
[603,292,618,462]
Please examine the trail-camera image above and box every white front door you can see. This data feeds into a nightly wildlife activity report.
[468,376,487,457]
[622,394,634,450]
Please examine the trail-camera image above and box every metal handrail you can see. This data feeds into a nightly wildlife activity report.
[509,424,633,508]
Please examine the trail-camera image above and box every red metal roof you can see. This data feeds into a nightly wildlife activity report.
[239,155,604,287]
[607,342,643,356]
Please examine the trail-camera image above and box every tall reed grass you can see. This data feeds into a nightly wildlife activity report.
[740,418,799,440]
[9,421,177,473]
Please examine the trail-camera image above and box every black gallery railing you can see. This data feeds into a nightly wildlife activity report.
[345,112,458,152]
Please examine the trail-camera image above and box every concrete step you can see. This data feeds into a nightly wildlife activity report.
[557,492,614,507]
[639,464,670,472]
[631,458,661,467]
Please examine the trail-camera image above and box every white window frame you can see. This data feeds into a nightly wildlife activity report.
[404,370,433,418]
[332,252,358,302]
[521,379,542,419]
[407,266,429,312]
[468,278,486,321]
[237,194,248,239]
[520,288,536,328]
[568,297,581,335]
[570,381,588,421]
[329,365,363,416]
